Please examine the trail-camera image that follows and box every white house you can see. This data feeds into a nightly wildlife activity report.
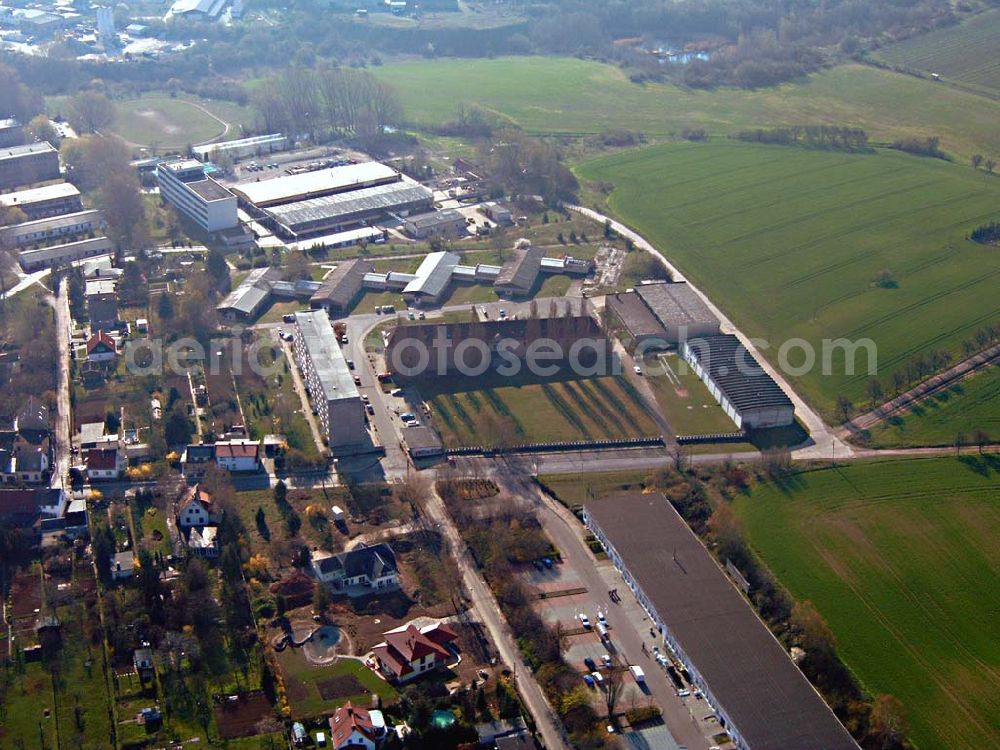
[329,702,381,750]
[214,439,261,472]
[86,445,125,480]
[177,485,216,528]
[311,543,398,592]
[86,331,118,363]
[110,551,135,580]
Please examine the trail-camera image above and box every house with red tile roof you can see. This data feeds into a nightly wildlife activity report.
[85,445,125,480]
[328,701,380,749]
[86,330,118,362]
[177,484,216,527]
[371,621,458,684]
[213,439,261,472]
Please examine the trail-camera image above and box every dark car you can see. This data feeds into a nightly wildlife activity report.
[584,657,598,672]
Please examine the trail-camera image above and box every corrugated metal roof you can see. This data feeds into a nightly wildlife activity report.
[403,251,460,298]
[265,182,433,232]
[635,281,718,329]
[495,244,543,291]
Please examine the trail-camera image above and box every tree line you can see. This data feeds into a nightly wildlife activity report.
[737,125,870,152]
[251,67,402,146]
[969,221,1000,245]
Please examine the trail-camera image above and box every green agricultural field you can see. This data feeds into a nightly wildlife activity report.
[377,57,1000,159]
[733,457,1000,750]
[868,363,1000,447]
[576,141,1000,416]
[418,373,659,447]
[875,9,1000,97]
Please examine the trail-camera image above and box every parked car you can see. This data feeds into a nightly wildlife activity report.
[353,376,362,385]
[347,359,355,369]
[391,388,404,397]
[400,412,416,422]
[366,404,375,415]
[418,311,426,320]
[602,654,612,668]
[282,314,296,323]
[597,611,607,625]
[634,364,643,375]
[361,394,370,404]
[630,665,646,683]
[591,671,604,685]
[678,689,691,698]
[578,613,591,629]
[583,673,595,687]
[583,657,598,672]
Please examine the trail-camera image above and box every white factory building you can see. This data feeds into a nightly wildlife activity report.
[156,159,238,233]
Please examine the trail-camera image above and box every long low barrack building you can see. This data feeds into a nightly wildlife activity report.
[0,209,102,248]
[18,236,114,271]
[681,334,795,429]
[309,258,375,313]
[291,310,367,453]
[584,492,859,750]
[0,182,83,220]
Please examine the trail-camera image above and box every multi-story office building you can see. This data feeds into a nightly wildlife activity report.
[155,159,238,233]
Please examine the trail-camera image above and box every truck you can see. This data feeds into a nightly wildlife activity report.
[629,665,646,683]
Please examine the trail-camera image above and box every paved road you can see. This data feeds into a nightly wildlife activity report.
[844,342,1000,433]
[50,280,72,489]
[422,483,572,750]
[507,472,714,749]
[568,204,853,463]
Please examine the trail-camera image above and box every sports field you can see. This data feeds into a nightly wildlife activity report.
[46,93,254,149]
[576,141,1000,415]
[376,57,1000,159]
[733,457,1000,750]
[417,374,659,447]
[875,9,1000,97]
[868,363,1000,447]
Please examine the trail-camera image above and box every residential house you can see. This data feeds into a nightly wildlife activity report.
[328,701,381,750]
[311,543,399,592]
[371,621,458,684]
[86,445,125,480]
[214,439,260,472]
[86,331,118,363]
[133,647,154,679]
[180,443,215,475]
[110,550,135,580]
[177,484,216,528]
[14,397,49,433]
[0,487,66,530]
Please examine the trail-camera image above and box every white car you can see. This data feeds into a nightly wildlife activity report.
[601,654,612,667]
[578,613,591,629]
[633,364,643,375]
[678,689,691,698]
[597,612,607,625]
[590,671,604,685]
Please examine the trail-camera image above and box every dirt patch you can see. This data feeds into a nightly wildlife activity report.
[10,570,40,619]
[213,692,274,739]
[316,674,365,701]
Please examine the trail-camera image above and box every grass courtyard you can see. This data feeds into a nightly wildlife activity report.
[733,457,1000,750]
[576,141,1000,417]
[275,654,398,720]
[417,371,660,448]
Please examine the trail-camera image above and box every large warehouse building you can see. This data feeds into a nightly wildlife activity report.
[291,311,367,453]
[232,162,434,241]
[0,142,61,190]
[605,280,720,350]
[584,492,859,750]
[682,334,795,429]
[156,159,238,233]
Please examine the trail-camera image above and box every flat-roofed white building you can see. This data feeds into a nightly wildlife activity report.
[192,133,287,162]
[156,159,238,233]
[19,236,114,271]
[291,310,367,453]
[0,182,83,220]
[0,210,102,249]
[0,142,60,190]
[232,161,401,208]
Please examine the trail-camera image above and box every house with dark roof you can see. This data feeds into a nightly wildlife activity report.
[0,487,66,530]
[309,258,375,313]
[329,701,382,749]
[180,443,215,475]
[15,396,49,433]
[86,331,118,363]
[682,334,795,429]
[311,543,399,592]
[371,621,458,684]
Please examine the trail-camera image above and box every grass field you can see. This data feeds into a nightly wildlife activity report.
[874,9,1000,97]
[868,363,1000,447]
[46,93,254,149]
[418,373,659,447]
[733,457,1000,750]
[376,57,1000,159]
[641,351,742,436]
[576,141,1000,416]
